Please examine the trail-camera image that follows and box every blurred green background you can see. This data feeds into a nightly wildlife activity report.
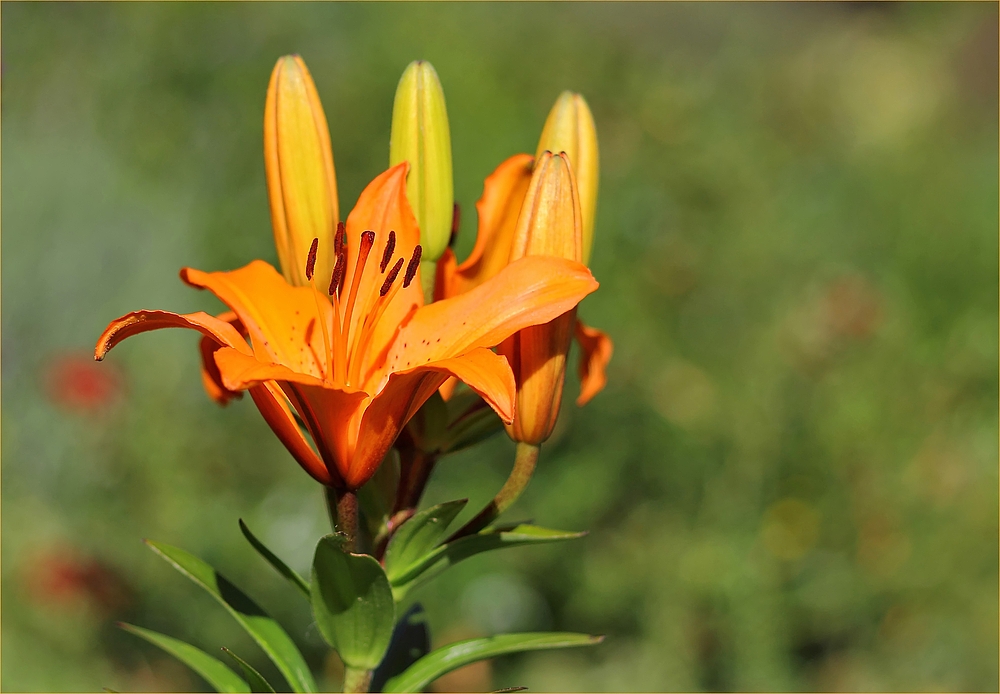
[2,2,997,691]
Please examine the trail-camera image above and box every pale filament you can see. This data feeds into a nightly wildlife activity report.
[308,227,421,390]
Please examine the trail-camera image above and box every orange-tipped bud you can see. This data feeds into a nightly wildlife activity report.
[264,55,339,287]
[535,91,598,264]
[499,151,582,445]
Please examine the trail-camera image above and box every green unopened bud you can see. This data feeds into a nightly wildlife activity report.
[389,60,454,269]
[535,91,599,264]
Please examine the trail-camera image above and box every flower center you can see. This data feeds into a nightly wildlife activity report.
[305,223,421,388]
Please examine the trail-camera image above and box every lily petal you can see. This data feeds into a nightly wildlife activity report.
[249,382,334,486]
[348,347,515,488]
[439,153,534,298]
[214,347,370,483]
[344,163,424,379]
[417,347,515,424]
[575,319,613,406]
[391,255,597,369]
[280,382,371,484]
[213,347,332,392]
[181,260,333,379]
[437,375,459,401]
[199,311,245,405]
[95,309,252,361]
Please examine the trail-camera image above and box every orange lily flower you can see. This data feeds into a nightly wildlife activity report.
[435,153,613,414]
[95,164,598,490]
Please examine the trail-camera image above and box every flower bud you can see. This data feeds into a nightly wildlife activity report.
[535,91,598,264]
[389,61,454,265]
[499,151,582,445]
[264,55,339,287]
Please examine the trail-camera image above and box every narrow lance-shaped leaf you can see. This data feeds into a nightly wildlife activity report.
[310,534,396,670]
[390,525,585,599]
[222,648,277,693]
[146,540,316,693]
[382,632,604,693]
[383,499,467,583]
[119,623,250,693]
[239,519,311,600]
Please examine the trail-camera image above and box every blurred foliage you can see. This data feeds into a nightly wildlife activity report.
[2,3,997,691]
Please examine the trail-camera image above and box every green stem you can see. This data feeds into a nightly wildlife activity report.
[393,446,437,515]
[338,491,360,553]
[446,441,540,541]
[343,666,373,693]
[326,488,361,553]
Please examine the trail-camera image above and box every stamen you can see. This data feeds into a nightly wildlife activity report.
[380,257,405,296]
[352,276,405,386]
[341,230,376,371]
[334,221,346,255]
[305,237,319,280]
[380,230,396,273]
[328,251,346,296]
[403,244,422,288]
[303,236,331,379]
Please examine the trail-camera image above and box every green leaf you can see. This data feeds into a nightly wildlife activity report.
[146,540,316,693]
[119,623,250,693]
[310,535,395,670]
[383,499,467,583]
[238,519,311,600]
[390,525,585,597]
[382,632,604,693]
[222,648,276,693]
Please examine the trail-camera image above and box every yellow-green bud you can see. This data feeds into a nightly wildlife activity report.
[535,91,599,264]
[389,60,454,266]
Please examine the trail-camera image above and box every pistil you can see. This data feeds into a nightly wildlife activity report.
[350,244,422,386]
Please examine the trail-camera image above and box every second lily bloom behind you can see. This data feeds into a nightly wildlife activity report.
[437,97,612,448]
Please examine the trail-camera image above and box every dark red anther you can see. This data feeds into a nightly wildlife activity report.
[403,244,422,288]
[380,230,396,273]
[328,251,346,295]
[305,238,319,281]
[334,221,346,255]
[380,258,405,296]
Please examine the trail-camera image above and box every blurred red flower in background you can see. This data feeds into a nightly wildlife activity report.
[43,352,124,414]
[23,548,134,615]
